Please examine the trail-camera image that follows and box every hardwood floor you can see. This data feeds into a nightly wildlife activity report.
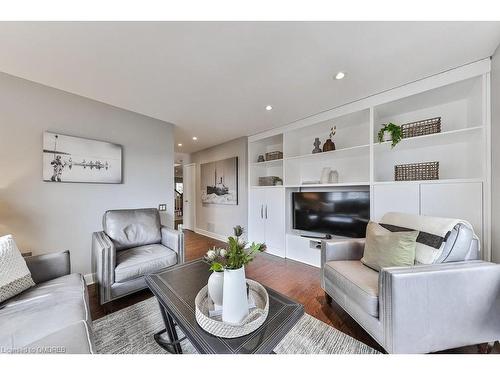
[88,230,498,354]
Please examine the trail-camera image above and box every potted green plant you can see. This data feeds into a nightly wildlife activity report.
[378,123,402,148]
[204,225,265,324]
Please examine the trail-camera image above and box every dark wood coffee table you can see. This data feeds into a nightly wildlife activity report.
[145,259,304,354]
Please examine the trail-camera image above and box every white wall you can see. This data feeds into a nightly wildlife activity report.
[0,72,175,275]
[492,48,500,263]
[190,137,247,240]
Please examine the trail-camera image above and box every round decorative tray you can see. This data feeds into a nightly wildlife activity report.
[195,279,269,338]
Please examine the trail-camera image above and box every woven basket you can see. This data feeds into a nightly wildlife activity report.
[395,161,439,181]
[265,151,283,161]
[401,117,441,139]
[258,176,282,186]
[195,279,269,338]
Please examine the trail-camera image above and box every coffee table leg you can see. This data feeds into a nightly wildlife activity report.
[154,303,184,354]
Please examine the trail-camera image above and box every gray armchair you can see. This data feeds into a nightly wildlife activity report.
[92,208,184,305]
[321,213,500,353]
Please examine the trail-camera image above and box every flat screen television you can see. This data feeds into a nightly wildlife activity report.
[292,191,370,238]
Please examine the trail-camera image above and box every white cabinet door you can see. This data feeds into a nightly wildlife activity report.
[248,189,266,245]
[420,182,483,241]
[373,184,420,221]
[264,188,285,257]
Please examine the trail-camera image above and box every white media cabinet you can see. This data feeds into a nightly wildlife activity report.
[247,59,491,267]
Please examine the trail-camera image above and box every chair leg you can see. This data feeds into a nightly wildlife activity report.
[477,342,495,354]
[325,292,332,305]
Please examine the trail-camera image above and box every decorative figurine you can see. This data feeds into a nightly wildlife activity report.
[323,126,336,152]
[312,137,322,153]
[257,154,265,162]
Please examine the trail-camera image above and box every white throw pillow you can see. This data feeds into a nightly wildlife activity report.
[0,235,35,303]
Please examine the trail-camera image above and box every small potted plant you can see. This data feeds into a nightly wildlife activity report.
[205,225,266,324]
[378,123,402,148]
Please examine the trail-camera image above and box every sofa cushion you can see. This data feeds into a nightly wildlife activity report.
[114,244,177,283]
[103,208,162,250]
[324,260,379,318]
[0,235,35,303]
[22,321,94,354]
[361,221,418,272]
[0,274,90,350]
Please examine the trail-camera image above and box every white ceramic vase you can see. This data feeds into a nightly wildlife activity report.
[207,271,224,308]
[383,132,392,142]
[222,267,249,325]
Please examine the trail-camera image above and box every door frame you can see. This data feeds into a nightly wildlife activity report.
[182,163,196,231]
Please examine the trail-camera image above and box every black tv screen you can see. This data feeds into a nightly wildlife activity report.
[292,191,370,238]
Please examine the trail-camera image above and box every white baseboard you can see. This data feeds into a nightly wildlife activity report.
[194,228,228,243]
[84,273,95,285]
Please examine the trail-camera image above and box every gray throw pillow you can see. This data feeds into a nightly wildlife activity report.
[0,235,35,303]
[361,221,418,272]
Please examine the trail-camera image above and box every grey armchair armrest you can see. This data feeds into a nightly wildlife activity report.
[25,251,71,284]
[379,261,500,353]
[321,238,365,265]
[161,226,185,264]
[92,231,116,305]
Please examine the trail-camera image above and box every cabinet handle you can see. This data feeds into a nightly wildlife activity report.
[260,205,263,219]
[265,205,268,219]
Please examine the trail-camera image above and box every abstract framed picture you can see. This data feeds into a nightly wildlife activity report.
[200,157,238,205]
[43,132,122,183]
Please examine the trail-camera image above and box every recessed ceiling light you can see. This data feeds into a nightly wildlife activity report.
[265,105,273,111]
[335,72,346,80]
[177,143,182,147]
[192,136,198,141]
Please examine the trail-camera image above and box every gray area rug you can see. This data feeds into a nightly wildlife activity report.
[93,297,379,354]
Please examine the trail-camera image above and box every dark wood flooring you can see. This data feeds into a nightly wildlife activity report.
[88,230,498,354]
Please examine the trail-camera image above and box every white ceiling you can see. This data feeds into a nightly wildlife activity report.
[1,22,500,153]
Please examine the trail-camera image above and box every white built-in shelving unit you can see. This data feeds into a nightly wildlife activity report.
[248,58,492,266]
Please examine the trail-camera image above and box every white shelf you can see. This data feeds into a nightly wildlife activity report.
[250,159,283,167]
[373,178,483,185]
[374,126,484,150]
[285,144,370,162]
[285,182,370,188]
[250,185,285,189]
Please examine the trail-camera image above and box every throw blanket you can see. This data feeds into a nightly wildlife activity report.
[379,212,479,264]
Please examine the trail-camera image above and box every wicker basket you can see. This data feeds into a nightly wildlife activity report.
[195,279,269,338]
[395,161,439,181]
[265,151,283,161]
[259,176,282,186]
[401,117,441,139]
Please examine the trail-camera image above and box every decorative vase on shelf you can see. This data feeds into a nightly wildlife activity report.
[312,138,322,154]
[207,271,224,308]
[320,167,332,184]
[222,267,249,325]
[330,170,339,183]
[322,138,336,152]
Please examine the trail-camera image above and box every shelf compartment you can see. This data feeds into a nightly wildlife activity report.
[284,109,370,158]
[374,138,484,183]
[373,76,483,141]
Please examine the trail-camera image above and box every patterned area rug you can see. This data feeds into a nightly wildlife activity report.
[93,297,379,354]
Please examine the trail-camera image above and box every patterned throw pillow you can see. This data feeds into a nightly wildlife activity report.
[361,221,419,272]
[0,235,35,303]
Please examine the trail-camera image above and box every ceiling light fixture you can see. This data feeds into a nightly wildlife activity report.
[265,105,273,111]
[335,72,346,80]
[192,137,198,141]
